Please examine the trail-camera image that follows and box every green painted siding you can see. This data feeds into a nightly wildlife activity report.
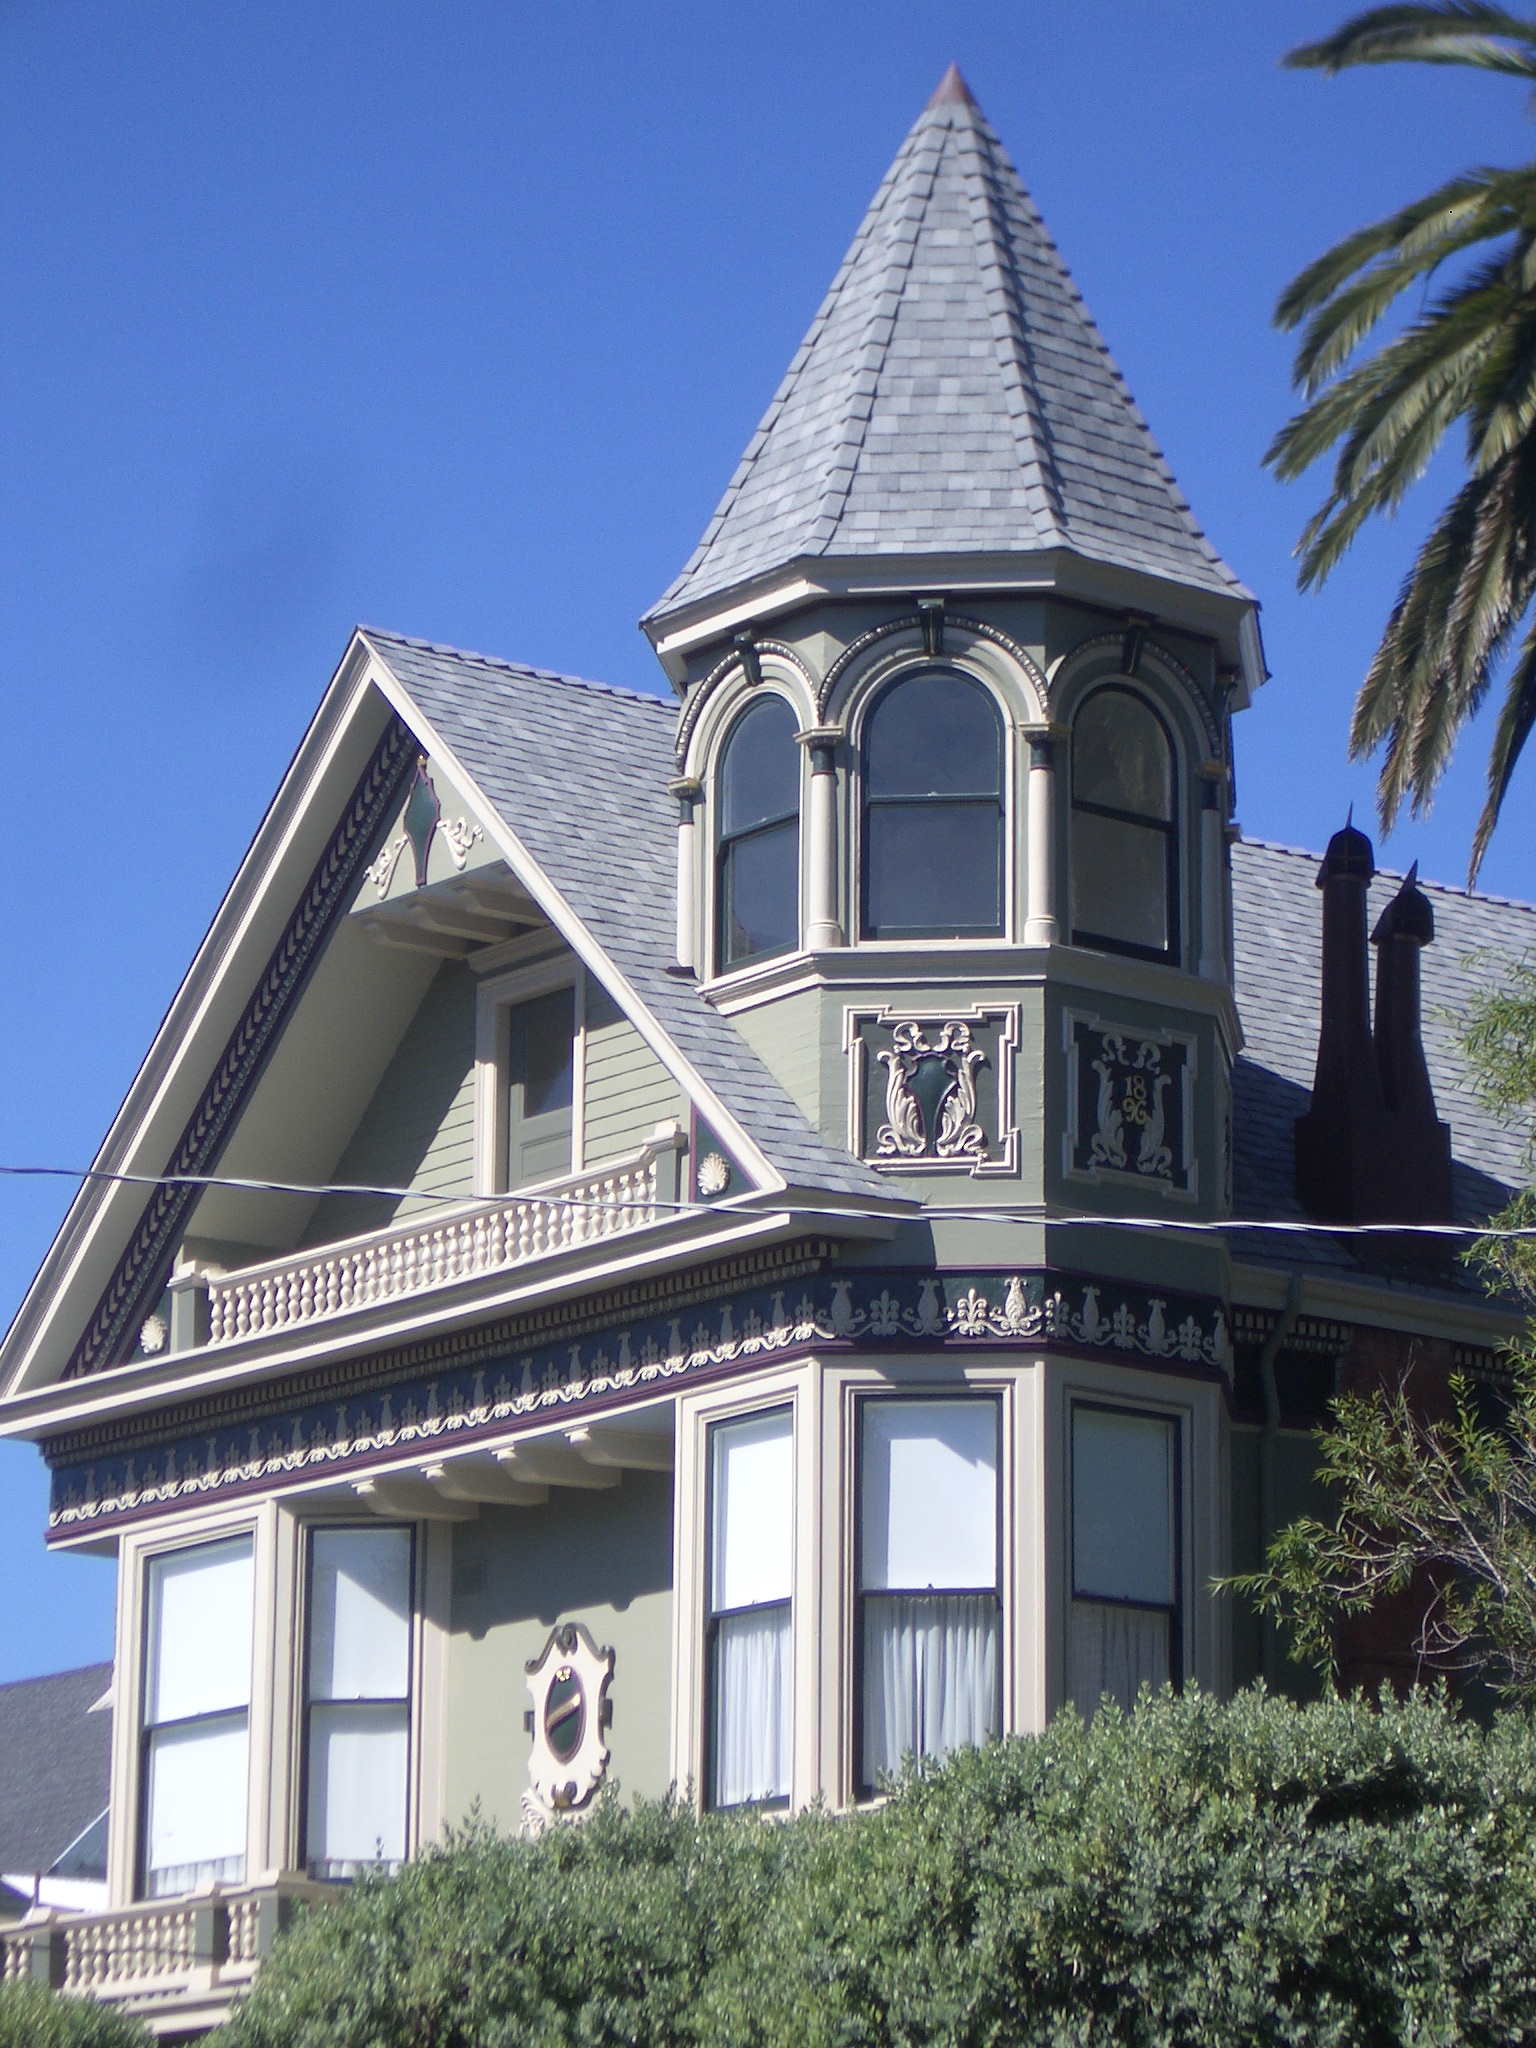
[442,1472,675,1832]
[303,960,477,1243]
[583,983,682,1165]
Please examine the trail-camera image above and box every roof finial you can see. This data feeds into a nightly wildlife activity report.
[927,63,976,108]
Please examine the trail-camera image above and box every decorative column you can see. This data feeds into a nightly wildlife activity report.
[1197,762,1227,980]
[795,725,845,950]
[667,776,702,974]
[1023,724,1066,947]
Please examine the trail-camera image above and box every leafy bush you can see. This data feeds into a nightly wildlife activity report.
[220,1687,1536,2048]
[0,1980,151,2047]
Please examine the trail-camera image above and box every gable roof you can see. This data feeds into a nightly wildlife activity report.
[647,67,1249,628]
[0,1664,110,1878]
[1231,837,1536,1274]
[362,630,894,1204]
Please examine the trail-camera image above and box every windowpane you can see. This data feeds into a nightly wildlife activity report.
[866,673,1002,798]
[862,1593,999,1781]
[510,988,574,1118]
[720,697,800,837]
[711,1606,791,1808]
[1068,1602,1170,1714]
[860,1401,997,1592]
[304,1526,413,1880]
[145,1714,248,1896]
[722,820,799,966]
[306,1703,409,1876]
[309,1528,412,1701]
[146,1537,253,1726]
[1070,810,1171,956]
[1073,1408,1176,1606]
[1073,690,1172,820]
[711,1409,793,1612]
[864,802,1003,937]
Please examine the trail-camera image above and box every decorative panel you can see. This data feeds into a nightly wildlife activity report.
[844,1004,1020,1177]
[1063,1012,1197,1198]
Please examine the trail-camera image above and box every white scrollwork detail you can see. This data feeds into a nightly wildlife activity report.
[365,833,408,899]
[438,817,483,869]
[876,1021,988,1162]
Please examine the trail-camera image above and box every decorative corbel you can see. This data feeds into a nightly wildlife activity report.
[918,596,947,658]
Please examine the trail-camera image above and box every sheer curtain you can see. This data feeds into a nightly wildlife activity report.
[714,1604,791,1808]
[710,1409,793,1807]
[305,1526,413,1877]
[1070,1406,1178,1718]
[143,1536,254,1896]
[859,1401,1001,1789]
[862,1593,999,1782]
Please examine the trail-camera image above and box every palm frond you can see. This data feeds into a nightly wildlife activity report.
[1473,608,1536,873]
[1286,3,1536,81]
[1275,169,1511,331]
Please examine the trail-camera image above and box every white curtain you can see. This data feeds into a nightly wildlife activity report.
[305,1527,413,1876]
[713,1604,791,1808]
[145,1714,249,1896]
[306,1703,410,1877]
[862,1593,999,1784]
[1068,1601,1169,1718]
[143,1536,254,1897]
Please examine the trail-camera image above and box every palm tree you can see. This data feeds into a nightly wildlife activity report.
[1268,3,1536,878]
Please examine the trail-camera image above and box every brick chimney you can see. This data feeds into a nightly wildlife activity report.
[1294,824,1453,1225]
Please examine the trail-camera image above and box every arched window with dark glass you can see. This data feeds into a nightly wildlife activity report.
[860,671,1005,940]
[1070,686,1178,961]
[716,696,801,970]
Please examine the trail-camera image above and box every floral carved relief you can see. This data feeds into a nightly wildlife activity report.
[847,1005,1020,1177]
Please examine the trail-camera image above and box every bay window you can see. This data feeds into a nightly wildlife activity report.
[716,697,801,971]
[857,1398,1000,1791]
[1069,686,1178,961]
[861,671,1005,939]
[707,1409,793,1808]
[141,1534,254,1897]
[302,1525,414,1879]
[1069,1404,1179,1715]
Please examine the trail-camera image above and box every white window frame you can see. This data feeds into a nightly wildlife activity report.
[107,1500,450,1907]
[473,958,586,1196]
[673,1366,816,1811]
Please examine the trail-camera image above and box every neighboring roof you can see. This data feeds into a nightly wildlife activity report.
[0,1664,111,1877]
[648,67,1249,626]
[1231,838,1536,1273]
[363,630,894,1203]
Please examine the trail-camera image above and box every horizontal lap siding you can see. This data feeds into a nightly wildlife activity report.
[304,961,478,1242]
[583,983,683,1166]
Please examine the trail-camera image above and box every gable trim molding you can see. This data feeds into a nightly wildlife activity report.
[65,719,418,1380]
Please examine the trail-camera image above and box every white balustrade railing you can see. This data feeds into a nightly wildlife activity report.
[203,1135,680,1348]
[0,1879,328,2015]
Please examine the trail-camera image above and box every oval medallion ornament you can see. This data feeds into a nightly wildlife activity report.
[523,1621,614,1828]
[544,1663,585,1764]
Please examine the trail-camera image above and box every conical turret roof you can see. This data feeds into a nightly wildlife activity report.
[646,68,1249,630]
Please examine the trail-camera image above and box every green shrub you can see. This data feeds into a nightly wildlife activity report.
[220,1687,1536,2048]
[0,1980,151,2047]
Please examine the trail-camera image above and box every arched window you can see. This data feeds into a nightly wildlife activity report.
[1070,686,1177,961]
[861,671,1005,940]
[716,696,800,970]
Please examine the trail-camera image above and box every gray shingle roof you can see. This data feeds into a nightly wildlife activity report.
[1231,838,1536,1274]
[647,68,1248,626]
[363,630,894,1204]
[0,1663,110,1878]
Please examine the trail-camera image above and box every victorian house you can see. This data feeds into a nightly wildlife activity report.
[1,69,1530,2036]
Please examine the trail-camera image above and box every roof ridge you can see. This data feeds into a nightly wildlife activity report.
[1236,834,1536,914]
[361,627,673,713]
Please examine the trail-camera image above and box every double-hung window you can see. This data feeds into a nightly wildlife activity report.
[1069,1404,1180,1715]
[707,1409,792,1808]
[857,1398,1001,1791]
[505,986,575,1188]
[302,1526,414,1879]
[141,1535,254,1897]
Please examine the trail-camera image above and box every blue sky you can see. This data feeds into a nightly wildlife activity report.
[2,0,1533,1681]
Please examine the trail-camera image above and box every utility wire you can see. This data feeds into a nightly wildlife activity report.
[0,1162,1532,1239]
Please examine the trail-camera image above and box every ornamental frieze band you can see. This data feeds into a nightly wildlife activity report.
[47,1267,1234,1534]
